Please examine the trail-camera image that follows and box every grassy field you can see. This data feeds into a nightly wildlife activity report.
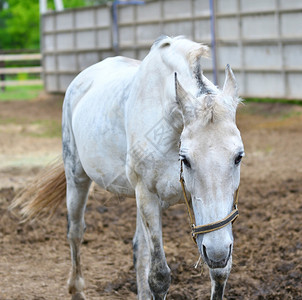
[0,86,62,139]
[0,85,43,101]
[245,97,302,106]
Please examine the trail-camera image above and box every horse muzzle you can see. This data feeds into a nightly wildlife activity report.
[202,244,232,269]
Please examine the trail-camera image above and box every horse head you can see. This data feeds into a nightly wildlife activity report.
[175,65,244,274]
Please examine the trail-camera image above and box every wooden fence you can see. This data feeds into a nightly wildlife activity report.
[0,53,43,88]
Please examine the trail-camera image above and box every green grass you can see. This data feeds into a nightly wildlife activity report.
[0,117,20,125]
[0,117,61,138]
[280,110,302,120]
[0,85,43,101]
[245,97,302,106]
[29,119,61,138]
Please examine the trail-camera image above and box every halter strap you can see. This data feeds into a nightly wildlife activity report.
[179,160,240,243]
[179,160,195,227]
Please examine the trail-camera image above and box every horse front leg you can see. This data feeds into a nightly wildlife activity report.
[133,207,152,299]
[209,258,232,300]
[135,183,171,300]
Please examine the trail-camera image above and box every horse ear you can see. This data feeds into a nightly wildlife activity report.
[175,73,196,124]
[222,64,238,99]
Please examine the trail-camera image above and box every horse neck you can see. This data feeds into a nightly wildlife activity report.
[136,50,215,148]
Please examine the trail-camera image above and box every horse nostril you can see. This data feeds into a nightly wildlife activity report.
[202,244,208,260]
[202,243,232,269]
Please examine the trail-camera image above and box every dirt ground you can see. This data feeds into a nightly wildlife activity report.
[0,95,301,300]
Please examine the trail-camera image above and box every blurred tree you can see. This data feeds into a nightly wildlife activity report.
[0,0,40,49]
[0,0,7,9]
[0,0,114,50]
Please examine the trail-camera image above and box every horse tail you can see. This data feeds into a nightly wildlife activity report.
[10,159,66,221]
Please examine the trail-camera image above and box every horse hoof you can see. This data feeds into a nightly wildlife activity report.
[71,292,86,300]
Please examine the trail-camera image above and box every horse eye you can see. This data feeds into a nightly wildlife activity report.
[235,154,243,165]
[181,156,191,168]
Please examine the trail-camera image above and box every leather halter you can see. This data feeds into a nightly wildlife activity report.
[179,159,239,243]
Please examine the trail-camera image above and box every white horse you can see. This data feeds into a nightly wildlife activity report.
[12,36,244,300]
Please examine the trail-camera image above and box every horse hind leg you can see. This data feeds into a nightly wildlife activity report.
[62,98,93,299]
[63,137,91,298]
[66,173,91,300]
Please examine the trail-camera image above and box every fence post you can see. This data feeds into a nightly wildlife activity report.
[209,0,218,86]
[111,0,145,55]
